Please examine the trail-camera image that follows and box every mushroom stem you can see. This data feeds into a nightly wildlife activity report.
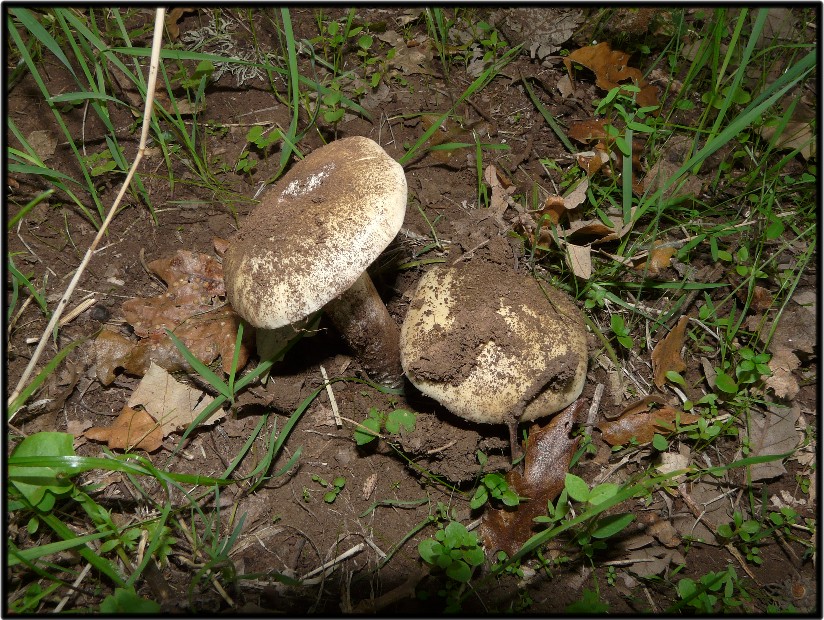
[324,272,403,388]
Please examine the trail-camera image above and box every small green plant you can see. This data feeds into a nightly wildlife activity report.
[470,472,525,510]
[673,566,751,613]
[610,314,634,350]
[418,520,485,583]
[554,474,636,560]
[236,125,283,174]
[353,407,416,445]
[311,474,346,503]
[716,511,764,565]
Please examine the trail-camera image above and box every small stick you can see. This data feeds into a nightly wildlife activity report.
[320,365,341,428]
[8,8,167,411]
[58,297,96,327]
[583,383,604,433]
[53,563,92,613]
[301,543,365,581]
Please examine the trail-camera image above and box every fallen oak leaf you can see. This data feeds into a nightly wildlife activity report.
[115,250,253,377]
[122,250,225,336]
[568,119,609,143]
[651,315,689,388]
[86,406,163,452]
[598,403,699,446]
[128,362,221,436]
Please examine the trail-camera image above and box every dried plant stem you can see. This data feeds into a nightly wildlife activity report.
[8,9,166,410]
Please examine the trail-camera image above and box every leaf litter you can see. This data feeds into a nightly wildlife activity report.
[94,249,253,385]
[85,363,220,452]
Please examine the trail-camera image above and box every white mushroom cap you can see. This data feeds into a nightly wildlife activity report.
[400,261,588,425]
[224,136,407,329]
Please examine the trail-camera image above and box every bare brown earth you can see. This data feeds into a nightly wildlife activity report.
[6,7,817,614]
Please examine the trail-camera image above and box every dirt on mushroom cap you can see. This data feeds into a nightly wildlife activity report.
[223,136,407,329]
[400,258,588,425]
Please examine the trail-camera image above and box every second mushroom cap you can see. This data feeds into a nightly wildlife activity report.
[400,260,588,426]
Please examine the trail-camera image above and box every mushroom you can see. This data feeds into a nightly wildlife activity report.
[399,259,588,459]
[223,136,407,386]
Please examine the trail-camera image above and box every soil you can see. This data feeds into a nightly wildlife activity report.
[6,7,818,615]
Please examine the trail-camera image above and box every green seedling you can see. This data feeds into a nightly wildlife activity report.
[672,566,751,613]
[716,510,764,565]
[470,473,525,510]
[418,520,485,583]
[354,407,416,445]
[311,474,346,503]
[558,474,636,559]
[610,314,634,350]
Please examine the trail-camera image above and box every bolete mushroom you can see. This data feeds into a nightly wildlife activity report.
[399,259,588,459]
[223,136,407,386]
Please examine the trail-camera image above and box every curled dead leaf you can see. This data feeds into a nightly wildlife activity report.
[598,403,699,446]
[480,399,584,556]
[564,42,659,109]
[165,7,197,41]
[86,406,163,452]
[651,315,689,388]
[635,240,676,276]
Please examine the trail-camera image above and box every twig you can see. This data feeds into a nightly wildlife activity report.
[300,543,365,582]
[8,8,167,411]
[320,365,341,428]
[58,297,96,328]
[53,563,92,613]
[583,383,604,433]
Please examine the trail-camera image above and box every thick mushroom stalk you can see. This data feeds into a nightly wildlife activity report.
[222,136,407,387]
[325,272,402,388]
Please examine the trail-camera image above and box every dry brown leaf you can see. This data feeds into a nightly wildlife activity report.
[556,74,574,98]
[563,214,633,245]
[563,178,589,210]
[94,328,139,385]
[122,250,224,336]
[165,8,196,41]
[484,164,516,225]
[490,8,582,60]
[128,363,221,436]
[598,404,699,446]
[540,196,565,225]
[764,345,801,400]
[566,243,592,280]
[746,404,801,482]
[27,130,58,162]
[648,518,681,548]
[618,394,668,417]
[576,146,610,177]
[86,406,163,452]
[380,32,437,76]
[651,316,689,388]
[480,400,583,555]
[568,119,609,143]
[635,240,676,275]
[564,42,659,109]
[116,250,253,377]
